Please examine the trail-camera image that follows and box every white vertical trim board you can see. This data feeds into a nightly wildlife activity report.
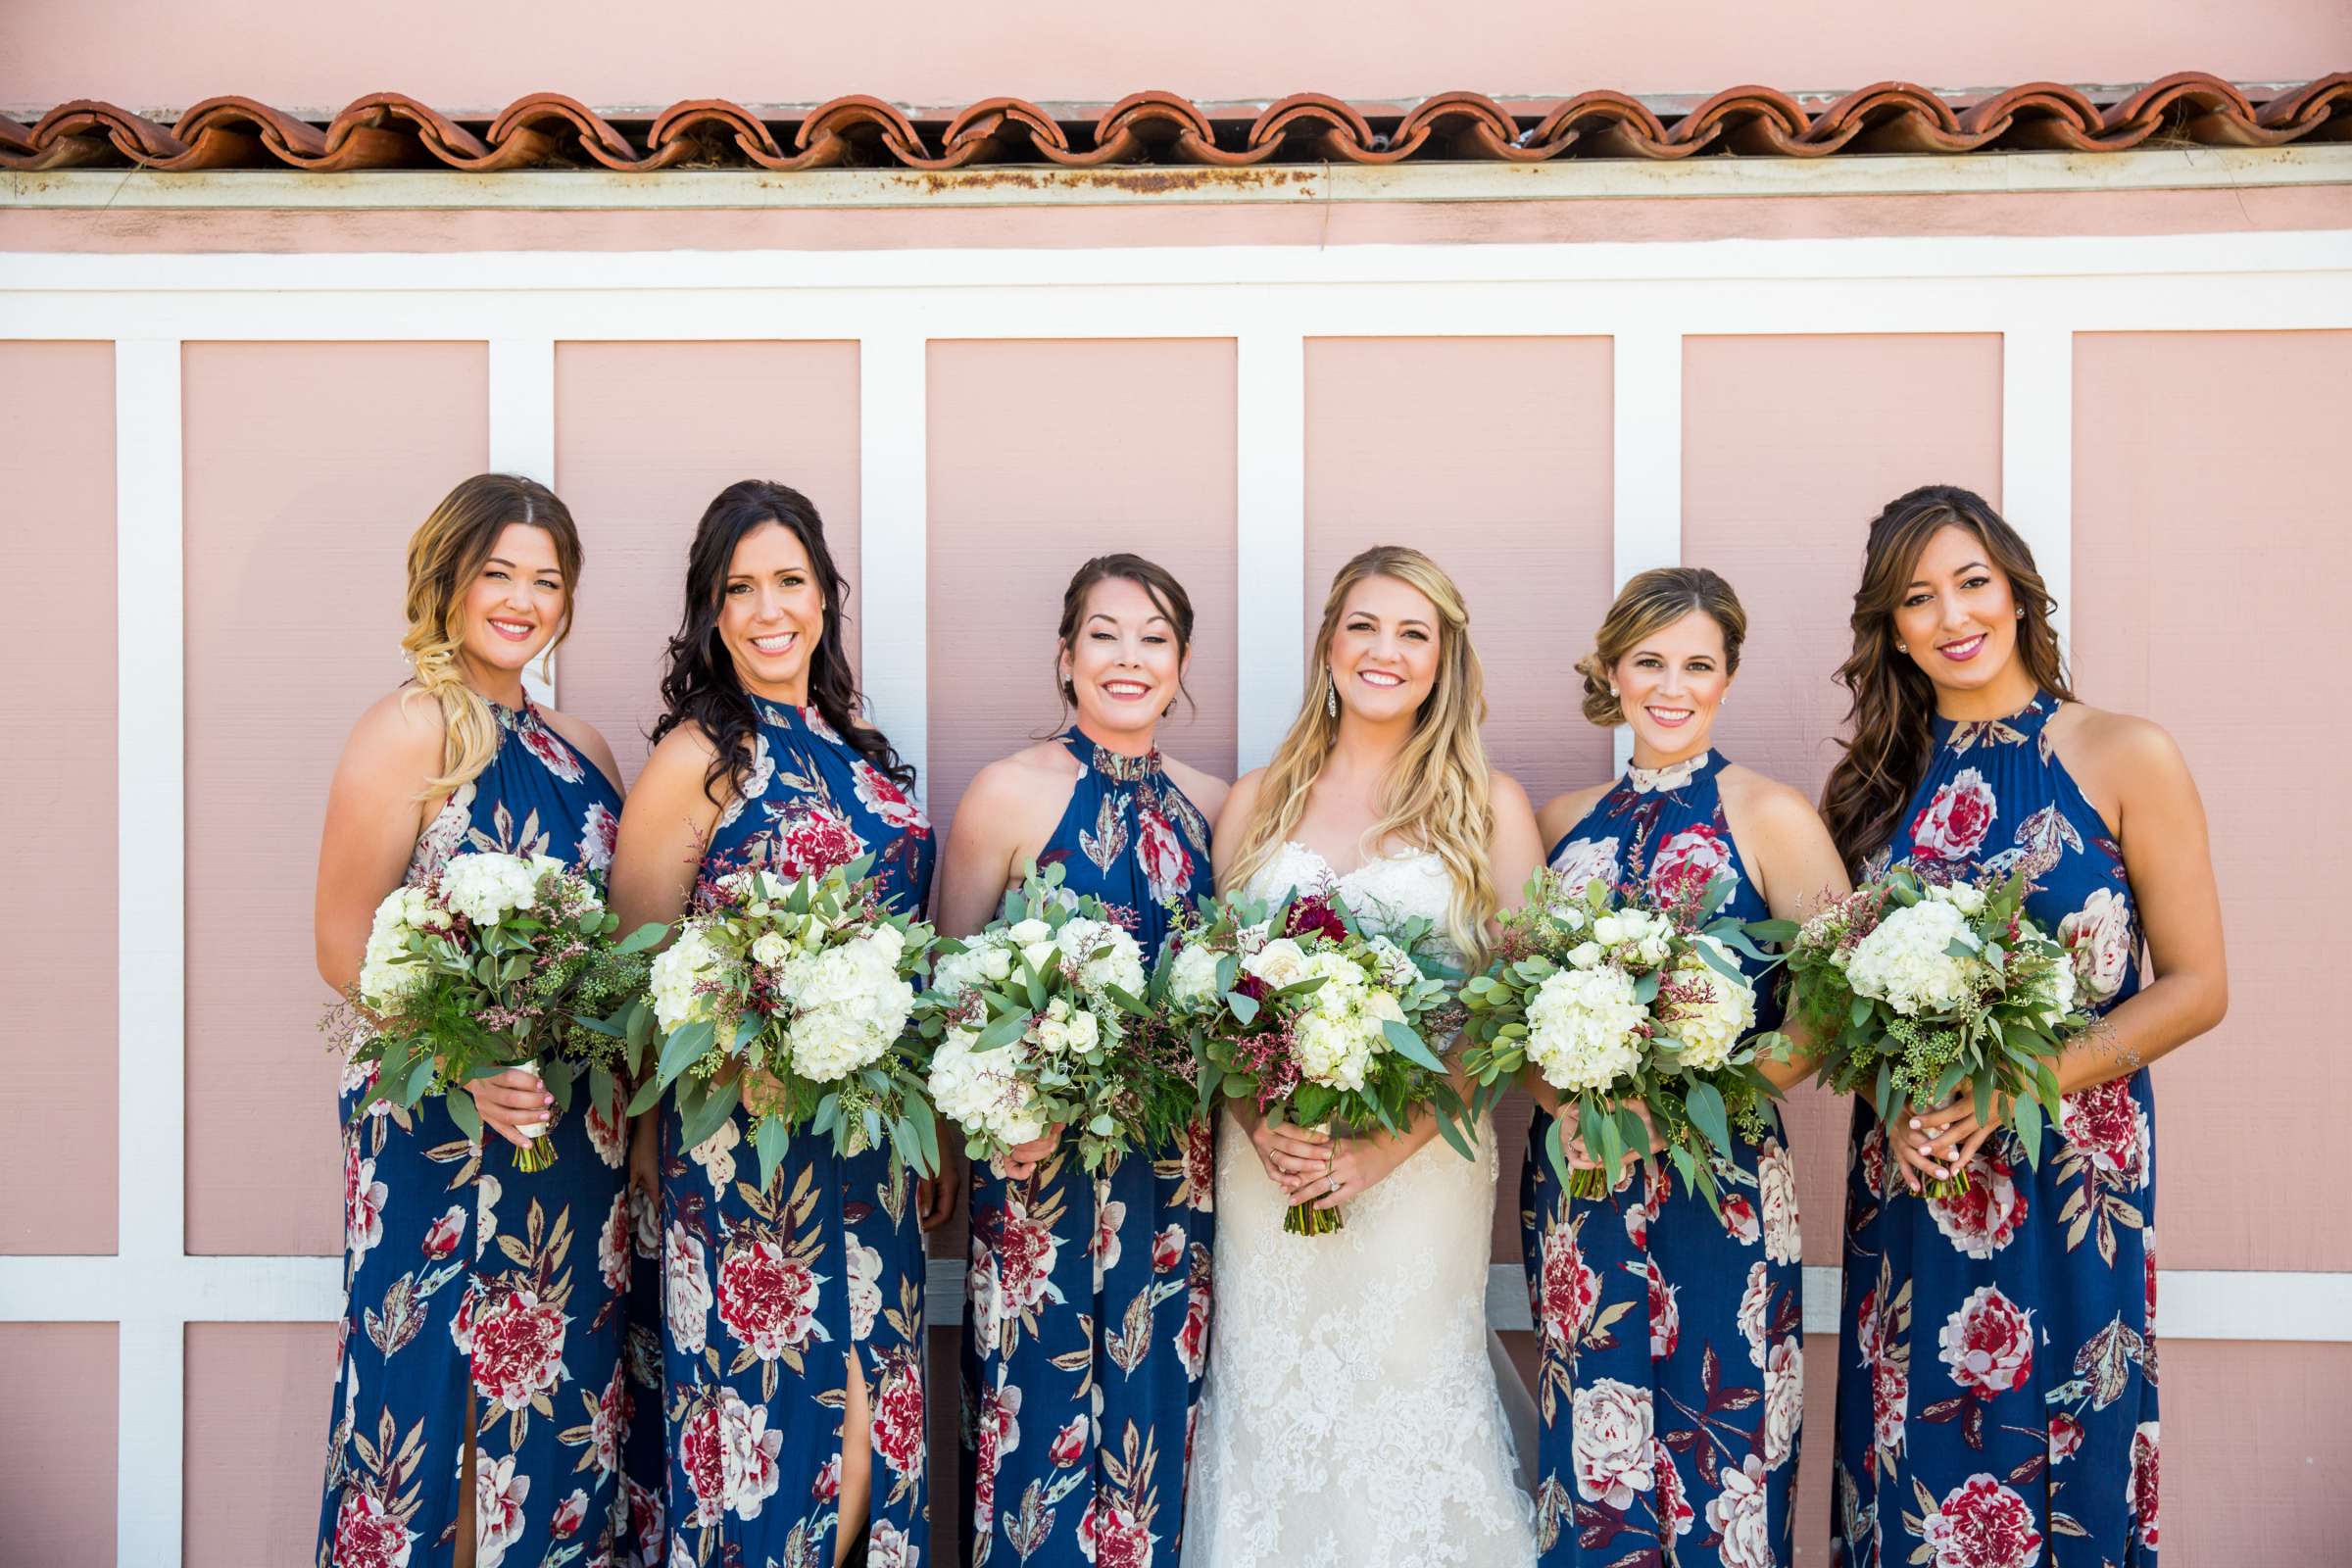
[1234,331,1308,771]
[1999,324,2076,651]
[1609,325,1686,772]
[857,332,931,807]
[488,337,562,706]
[112,336,188,1568]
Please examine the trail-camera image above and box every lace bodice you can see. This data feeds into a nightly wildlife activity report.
[1187,840,1538,1566]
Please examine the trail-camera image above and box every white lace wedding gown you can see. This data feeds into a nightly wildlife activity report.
[1181,843,1539,1566]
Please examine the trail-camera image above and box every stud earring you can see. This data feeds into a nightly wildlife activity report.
[1895,642,1908,654]
[2015,608,2025,619]
[1325,675,1339,719]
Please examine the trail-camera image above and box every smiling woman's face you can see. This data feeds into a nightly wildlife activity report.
[1328,573,1441,721]
[717,519,826,704]
[1891,522,2021,698]
[457,522,565,681]
[1061,574,1186,740]
[1610,609,1731,760]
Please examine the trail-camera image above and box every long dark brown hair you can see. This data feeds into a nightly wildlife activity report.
[1821,484,2073,873]
[650,479,913,807]
[1052,553,1198,726]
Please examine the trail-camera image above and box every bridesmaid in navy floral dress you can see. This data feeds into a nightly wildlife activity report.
[1822,488,2226,1568]
[317,475,639,1567]
[612,480,949,1568]
[936,556,1227,1567]
[1525,568,1848,1568]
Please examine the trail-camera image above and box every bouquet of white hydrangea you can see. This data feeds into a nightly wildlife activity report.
[1462,868,1775,1209]
[635,858,939,1192]
[1160,886,1463,1236]
[1756,863,2087,1198]
[329,852,663,1170]
[920,863,1192,1174]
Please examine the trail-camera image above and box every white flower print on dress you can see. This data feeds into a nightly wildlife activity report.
[579,800,618,873]
[664,1222,712,1356]
[1928,1152,2030,1257]
[679,1388,783,1526]
[1938,1285,2034,1396]
[1920,1473,2045,1568]
[844,1230,883,1342]
[1757,1138,1801,1265]
[1706,1454,1774,1568]
[1570,1379,1655,1507]
[2059,886,2134,1004]
[1648,824,1738,906]
[343,1145,387,1266]
[473,1173,502,1261]
[1738,1259,1771,1368]
[714,734,774,832]
[689,1115,741,1193]
[1549,835,1622,897]
[472,1451,530,1568]
[1763,1337,1803,1470]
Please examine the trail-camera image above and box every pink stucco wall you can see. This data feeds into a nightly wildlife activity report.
[5,0,2345,115]
[0,1324,117,1565]
[0,342,119,1255]
[554,339,864,789]
[182,341,488,1255]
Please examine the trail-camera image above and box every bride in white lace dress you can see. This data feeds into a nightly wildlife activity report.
[1183,547,1544,1566]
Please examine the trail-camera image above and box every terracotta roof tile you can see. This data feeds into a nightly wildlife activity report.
[2,73,2344,175]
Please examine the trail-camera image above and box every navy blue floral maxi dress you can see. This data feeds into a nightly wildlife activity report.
[319,698,637,1568]
[960,729,1218,1568]
[1832,696,2158,1568]
[1524,749,1806,1568]
[655,699,937,1568]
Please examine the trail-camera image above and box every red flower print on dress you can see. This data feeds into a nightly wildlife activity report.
[1539,1221,1600,1350]
[590,1357,630,1477]
[579,800,617,873]
[1092,1195,1128,1282]
[1639,1257,1680,1360]
[420,1203,465,1260]
[1920,1473,2044,1568]
[716,1239,826,1362]
[2144,1228,2159,1323]
[1928,1152,2029,1258]
[2046,1411,2083,1463]
[1152,1222,1185,1272]
[867,1519,916,1568]
[988,1198,1065,1322]
[548,1487,588,1540]
[799,705,844,744]
[583,1096,627,1169]
[1651,1439,1694,1539]
[2129,1421,2159,1548]
[623,1475,663,1563]
[598,1188,631,1293]
[1549,835,1621,897]
[1705,1453,1774,1568]
[1175,1248,1213,1380]
[330,1489,417,1568]
[1570,1378,1655,1507]
[472,1452,529,1568]
[1859,1123,1892,1201]
[1179,1119,1216,1213]
[769,802,866,879]
[1050,1412,1090,1467]
[869,1347,927,1482]
[463,1288,572,1412]
[1077,1497,1155,1568]
[852,760,931,840]
[2059,887,2133,1004]
[813,1452,841,1502]
[1719,1190,1760,1246]
[1648,824,1736,906]
[1909,768,1997,860]
[679,1388,783,1526]
[515,710,586,785]
[344,1145,386,1266]
[1855,1286,1908,1470]
[663,1222,711,1356]
[1938,1284,2034,1396]
[2059,1078,2151,1190]
[1622,1161,1667,1249]
[970,1376,1022,1539]
[1136,803,1194,907]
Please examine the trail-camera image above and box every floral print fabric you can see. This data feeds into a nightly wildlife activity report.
[319,700,642,1568]
[961,729,1216,1567]
[1832,695,2158,1568]
[1525,750,1805,1568]
[656,700,937,1566]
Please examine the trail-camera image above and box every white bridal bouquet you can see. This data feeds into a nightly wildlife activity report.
[329,853,662,1169]
[635,858,940,1192]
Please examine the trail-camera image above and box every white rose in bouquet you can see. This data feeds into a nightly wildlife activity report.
[929,1028,1048,1148]
[1844,899,1976,1014]
[1525,963,1648,1094]
[1007,918,1052,945]
[750,931,793,969]
[1925,879,1987,917]
[1363,935,1424,993]
[1033,997,1102,1056]
[1244,938,1309,990]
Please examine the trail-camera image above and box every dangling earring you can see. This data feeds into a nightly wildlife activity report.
[1061,678,1076,706]
[1325,674,1339,719]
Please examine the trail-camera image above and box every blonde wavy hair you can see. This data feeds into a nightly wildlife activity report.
[400,473,582,799]
[1221,546,1498,962]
